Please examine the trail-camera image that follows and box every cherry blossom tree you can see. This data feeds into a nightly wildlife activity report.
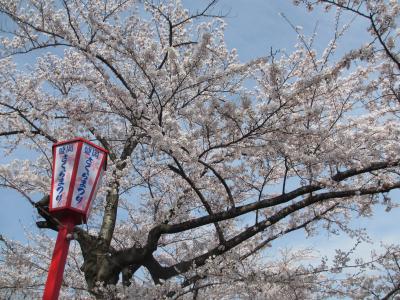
[0,0,399,298]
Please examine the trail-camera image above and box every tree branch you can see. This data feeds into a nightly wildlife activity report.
[0,102,57,143]
[168,157,226,244]
[0,130,39,137]
[198,159,235,208]
[158,181,400,279]
[99,181,120,247]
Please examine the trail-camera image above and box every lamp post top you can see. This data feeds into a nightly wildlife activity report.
[49,137,109,224]
[52,137,110,154]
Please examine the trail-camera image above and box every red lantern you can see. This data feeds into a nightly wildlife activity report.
[43,138,108,300]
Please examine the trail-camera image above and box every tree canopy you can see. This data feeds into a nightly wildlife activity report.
[0,0,399,299]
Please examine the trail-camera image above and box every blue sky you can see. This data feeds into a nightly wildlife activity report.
[1,0,399,265]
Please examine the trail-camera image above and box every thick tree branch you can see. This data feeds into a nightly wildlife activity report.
[153,184,320,237]
[157,158,400,236]
[97,134,139,247]
[99,181,120,247]
[158,181,400,278]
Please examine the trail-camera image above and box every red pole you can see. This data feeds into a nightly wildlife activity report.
[43,216,75,300]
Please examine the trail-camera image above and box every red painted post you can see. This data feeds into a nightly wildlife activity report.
[42,216,75,300]
[43,138,108,299]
